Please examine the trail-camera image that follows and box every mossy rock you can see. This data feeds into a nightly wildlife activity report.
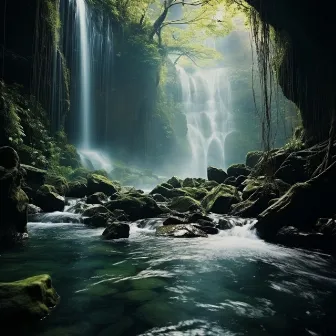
[202,180,219,191]
[150,184,187,199]
[87,174,119,196]
[21,164,46,190]
[182,177,198,188]
[161,182,174,189]
[207,166,228,183]
[66,181,88,198]
[182,187,208,201]
[45,174,69,195]
[227,164,251,177]
[106,195,162,220]
[0,274,59,324]
[201,184,240,214]
[69,167,89,182]
[82,204,110,217]
[38,184,57,194]
[166,176,182,188]
[86,192,108,205]
[102,222,130,239]
[35,187,65,212]
[168,196,201,213]
[246,151,264,168]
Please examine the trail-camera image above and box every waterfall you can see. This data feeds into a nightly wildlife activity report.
[76,0,91,149]
[177,66,234,177]
[52,0,114,171]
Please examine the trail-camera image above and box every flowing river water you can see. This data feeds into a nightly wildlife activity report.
[1,206,336,336]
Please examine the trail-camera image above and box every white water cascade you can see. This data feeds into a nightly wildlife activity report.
[177,66,234,177]
[76,0,91,149]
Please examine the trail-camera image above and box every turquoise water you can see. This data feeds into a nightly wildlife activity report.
[1,220,336,335]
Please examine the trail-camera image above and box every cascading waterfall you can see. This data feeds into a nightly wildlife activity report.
[177,66,234,177]
[52,0,115,171]
[76,0,91,149]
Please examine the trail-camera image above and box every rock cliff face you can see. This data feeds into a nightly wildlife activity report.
[0,147,29,249]
[246,0,336,143]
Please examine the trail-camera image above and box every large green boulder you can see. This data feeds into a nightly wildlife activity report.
[166,176,182,188]
[201,184,240,214]
[168,196,201,213]
[45,174,69,195]
[207,166,228,183]
[182,187,208,201]
[156,224,208,238]
[106,195,162,220]
[35,185,65,212]
[87,174,119,196]
[0,275,59,325]
[182,178,198,188]
[0,147,29,248]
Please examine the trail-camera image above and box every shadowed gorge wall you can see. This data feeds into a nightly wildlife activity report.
[245,0,336,144]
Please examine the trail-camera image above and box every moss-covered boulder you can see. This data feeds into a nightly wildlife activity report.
[156,224,208,238]
[166,176,182,188]
[230,189,277,218]
[83,212,113,228]
[182,187,208,201]
[86,192,108,205]
[152,194,168,202]
[242,178,290,200]
[0,274,59,325]
[163,216,187,226]
[227,164,251,177]
[201,184,240,214]
[161,182,174,189]
[35,186,65,212]
[207,166,228,183]
[87,174,119,196]
[202,180,219,191]
[168,196,201,213]
[21,164,46,190]
[45,174,69,195]
[275,153,310,185]
[246,151,264,168]
[106,195,162,220]
[149,184,187,199]
[255,170,336,242]
[82,204,110,217]
[181,178,196,188]
[0,147,29,248]
[66,181,88,198]
[102,222,130,239]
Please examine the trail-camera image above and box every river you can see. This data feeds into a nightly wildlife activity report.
[1,216,336,335]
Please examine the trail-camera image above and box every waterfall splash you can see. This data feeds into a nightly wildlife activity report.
[177,66,234,177]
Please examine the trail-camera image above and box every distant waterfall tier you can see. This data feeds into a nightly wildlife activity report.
[52,0,114,149]
[177,66,234,177]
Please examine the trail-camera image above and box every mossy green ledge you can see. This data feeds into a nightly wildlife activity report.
[0,274,60,324]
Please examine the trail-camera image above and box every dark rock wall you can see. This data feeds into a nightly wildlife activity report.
[245,0,336,144]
